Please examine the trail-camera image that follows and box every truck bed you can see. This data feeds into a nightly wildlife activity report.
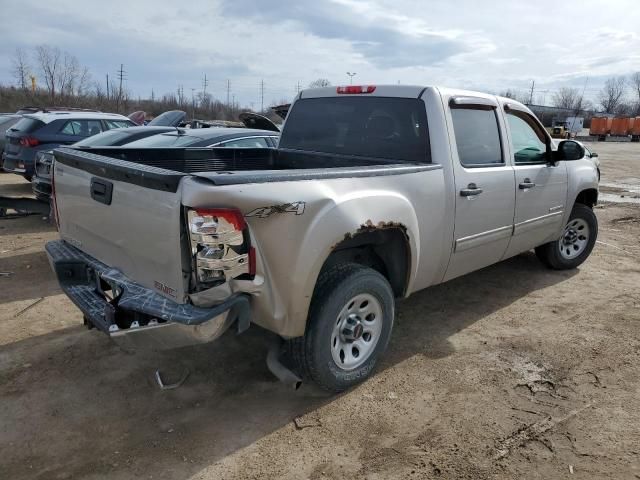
[55,146,434,189]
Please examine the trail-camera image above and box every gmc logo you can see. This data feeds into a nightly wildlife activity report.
[154,281,177,298]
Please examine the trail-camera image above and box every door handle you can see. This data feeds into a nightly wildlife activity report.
[90,178,113,205]
[460,183,483,197]
[519,178,535,189]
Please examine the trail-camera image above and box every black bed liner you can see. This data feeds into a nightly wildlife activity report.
[53,146,440,191]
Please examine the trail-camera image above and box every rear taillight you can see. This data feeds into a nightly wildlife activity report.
[19,136,40,147]
[187,208,254,285]
[336,85,376,94]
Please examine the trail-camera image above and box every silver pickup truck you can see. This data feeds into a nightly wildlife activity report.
[47,85,598,392]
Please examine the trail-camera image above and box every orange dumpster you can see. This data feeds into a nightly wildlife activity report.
[589,117,612,136]
[632,116,640,141]
[610,117,634,136]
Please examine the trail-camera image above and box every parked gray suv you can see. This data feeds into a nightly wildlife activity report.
[3,110,134,180]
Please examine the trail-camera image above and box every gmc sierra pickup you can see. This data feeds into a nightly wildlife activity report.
[46,85,599,392]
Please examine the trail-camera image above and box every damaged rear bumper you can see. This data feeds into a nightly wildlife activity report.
[45,240,251,349]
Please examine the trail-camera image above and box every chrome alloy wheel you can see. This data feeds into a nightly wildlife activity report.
[330,293,383,370]
[559,218,590,260]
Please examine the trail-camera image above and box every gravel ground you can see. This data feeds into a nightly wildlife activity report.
[0,142,639,479]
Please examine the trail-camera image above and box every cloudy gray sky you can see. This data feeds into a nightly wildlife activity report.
[2,0,639,108]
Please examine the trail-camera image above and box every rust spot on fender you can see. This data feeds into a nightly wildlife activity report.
[338,220,408,245]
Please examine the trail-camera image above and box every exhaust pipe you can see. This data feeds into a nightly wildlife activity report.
[267,338,302,390]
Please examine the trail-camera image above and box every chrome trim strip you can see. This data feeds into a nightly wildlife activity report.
[455,225,513,252]
[548,205,564,212]
[513,211,563,236]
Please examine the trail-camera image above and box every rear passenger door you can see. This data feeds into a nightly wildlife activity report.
[443,96,516,281]
[58,119,104,143]
[501,105,568,257]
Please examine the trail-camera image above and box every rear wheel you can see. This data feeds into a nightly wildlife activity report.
[535,203,598,270]
[288,263,395,392]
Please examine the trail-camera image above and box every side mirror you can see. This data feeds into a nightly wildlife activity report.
[556,140,585,161]
[590,151,598,158]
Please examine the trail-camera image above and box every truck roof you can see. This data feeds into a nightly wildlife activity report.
[298,84,530,111]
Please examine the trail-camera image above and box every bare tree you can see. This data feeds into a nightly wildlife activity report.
[11,48,31,90]
[309,78,331,88]
[35,45,61,99]
[630,72,640,114]
[598,77,626,114]
[34,45,88,101]
[552,87,579,109]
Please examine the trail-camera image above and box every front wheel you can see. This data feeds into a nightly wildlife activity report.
[535,203,598,269]
[288,263,395,392]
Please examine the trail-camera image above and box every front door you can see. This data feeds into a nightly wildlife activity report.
[502,108,568,257]
[444,99,516,281]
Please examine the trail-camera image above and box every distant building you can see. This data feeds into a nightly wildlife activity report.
[525,104,596,128]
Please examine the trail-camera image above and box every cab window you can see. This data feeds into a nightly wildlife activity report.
[450,107,503,167]
[506,113,547,164]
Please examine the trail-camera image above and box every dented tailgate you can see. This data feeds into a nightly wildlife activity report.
[52,148,188,302]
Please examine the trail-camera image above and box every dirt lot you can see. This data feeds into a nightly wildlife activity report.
[1,143,639,479]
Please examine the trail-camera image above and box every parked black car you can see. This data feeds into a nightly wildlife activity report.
[32,114,279,202]
[31,126,176,202]
[3,111,134,180]
[123,127,279,148]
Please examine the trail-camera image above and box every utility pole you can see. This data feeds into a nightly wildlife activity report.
[296,81,301,94]
[202,74,208,97]
[105,74,109,100]
[260,79,265,113]
[347,72,356,84]
[190,88,196,120]
[116,64,126,112]
[528,80,535,105]
[226,79,230,107]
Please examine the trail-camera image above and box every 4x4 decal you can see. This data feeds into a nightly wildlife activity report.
[245,201,306,219]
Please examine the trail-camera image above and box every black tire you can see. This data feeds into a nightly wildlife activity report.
[288,263,395,392]
[535,203,598,270]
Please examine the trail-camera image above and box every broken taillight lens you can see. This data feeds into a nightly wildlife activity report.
[187,208,253,285]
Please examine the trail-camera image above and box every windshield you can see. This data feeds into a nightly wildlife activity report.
[280,97,430,163]
[125,132,200,147]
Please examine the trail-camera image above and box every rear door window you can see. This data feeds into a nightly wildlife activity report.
[60,120,104,137]
[280,97,430,163]
[450,108,503,167]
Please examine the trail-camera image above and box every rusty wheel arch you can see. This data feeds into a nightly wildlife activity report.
[322,221,411,298]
